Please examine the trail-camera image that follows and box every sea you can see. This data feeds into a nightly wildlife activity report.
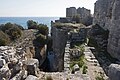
[0,17,59,29]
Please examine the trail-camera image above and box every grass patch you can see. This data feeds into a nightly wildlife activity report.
[82,65,88,74]
[70,54,85,68]
[74,44,85,54]
[70,42,88,74]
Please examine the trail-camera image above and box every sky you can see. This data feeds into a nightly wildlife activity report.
[0,0,97,17]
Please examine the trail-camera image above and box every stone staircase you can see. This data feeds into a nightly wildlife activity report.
[64,41,71,73]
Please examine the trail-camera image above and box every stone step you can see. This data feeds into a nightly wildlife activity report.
[64,64,70,68]
[64,68,70,71]
[64,58,70,62]
[64,55,70,58]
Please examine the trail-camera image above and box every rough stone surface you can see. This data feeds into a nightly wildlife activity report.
[0,46,40,80]
[77,7,92,25]
[10,70,28,80]
[66,7,77,17]
[73,64,80,72]
[51,24,68,71]
[25,75,38,80]
[64,42,70,73]
[0,66,11,80]
[70,28,87,43]
[38,72,90,80]
[93,0,120,60]
[0,59,6,68]
[66,7,92,25]
[24,59,39,75]
[69,49,81,59]
[51,22,87,72]
[108,64,120,80]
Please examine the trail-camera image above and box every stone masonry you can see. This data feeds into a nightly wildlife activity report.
[93,0,120,61]
[66,7,92,25]
[51,24,68,71]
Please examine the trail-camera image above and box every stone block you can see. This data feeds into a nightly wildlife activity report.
[0,59,6,68]
[73,64,80,72]
[10,70,28,80]
[24,59,39,75]
[108,64,120,80]
[25,75,38,80]
[0,67,11,80]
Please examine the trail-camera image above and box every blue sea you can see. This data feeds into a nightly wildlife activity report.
[0,17,59,29]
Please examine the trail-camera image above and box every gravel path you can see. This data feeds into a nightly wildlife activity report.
[84,46,108,80]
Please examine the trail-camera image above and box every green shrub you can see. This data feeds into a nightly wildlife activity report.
[74,44,85,54]
[0,30,10,46]
[95,72,105,80]
[0,38,9,46]
[36,33,46,45]
[78,60,85,68]
[37,24,48,35]
[70,61,76,68]
[70,52,85,69]
[95,76,104,80]
[27,20,48,35]
[27,20,38,29]
[14,24,24,30]
[1,23,13,32]
[79,54,85,61]
[82,65,88,74]
[6,27,22,40]
[0,23,23,40]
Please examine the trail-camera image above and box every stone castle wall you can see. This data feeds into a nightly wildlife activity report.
[93,0,120,60]
[66,7,92,25]
[51,25,68,71]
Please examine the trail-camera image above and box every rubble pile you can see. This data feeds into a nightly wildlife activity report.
[0,46,39,80]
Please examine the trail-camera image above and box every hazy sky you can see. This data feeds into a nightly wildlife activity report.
[0,0,97,17]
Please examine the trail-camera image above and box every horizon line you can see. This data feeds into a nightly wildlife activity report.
[0,16,64,17]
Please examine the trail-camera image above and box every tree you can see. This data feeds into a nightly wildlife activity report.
[6,27,22,40]
[0,22,23,40]
[0,30,10,46]
[36,34,46,46]
[15,24,24,30]
[1,23,14,32]
[37,24,49,35]
[27,20,49,35]
[27,20,38,29]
